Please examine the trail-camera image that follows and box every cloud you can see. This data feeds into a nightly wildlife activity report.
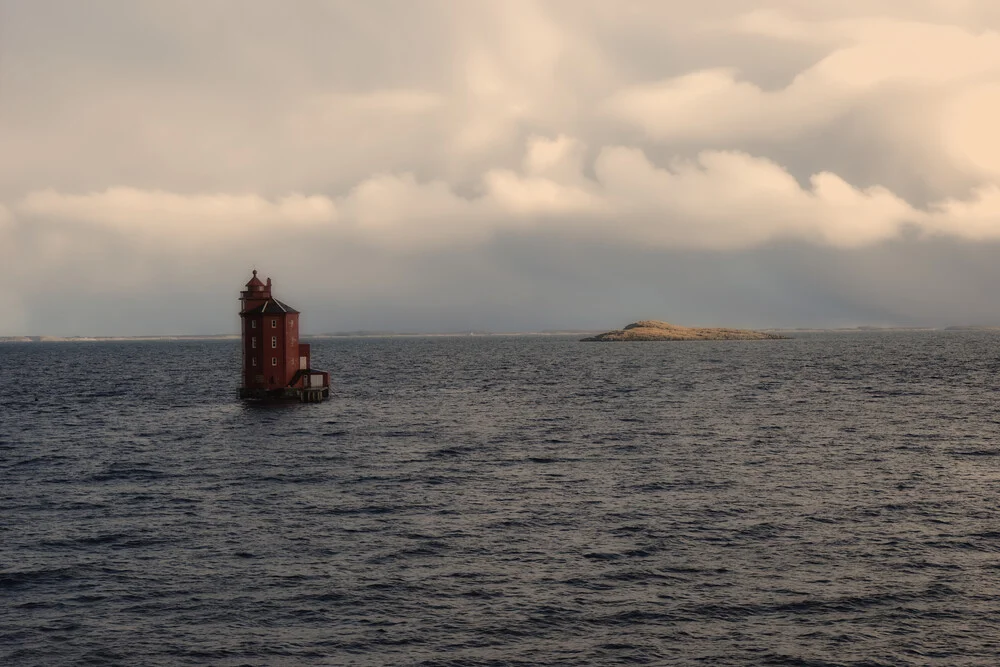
[602,14,1000,204]
[0,203,12,231]
[928,185,1000,238]
[12,134,1000,263]
[606,19,1000,138]
[603,68,842,143]
[7,2,1000,333]
[18,189,337,246]
[593,148,919,248]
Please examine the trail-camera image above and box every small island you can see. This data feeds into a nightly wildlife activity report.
[581,320,789,342]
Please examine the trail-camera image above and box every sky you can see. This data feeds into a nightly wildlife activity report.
[7,1,1000,334]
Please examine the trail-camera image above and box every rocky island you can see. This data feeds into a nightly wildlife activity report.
[581,320,788,342]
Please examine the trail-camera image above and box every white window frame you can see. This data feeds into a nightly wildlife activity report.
[271,357,277,366]
[251,320,256,329]
[252,358,257,367]
[271,336,277,348]
[251,337,256,349]
[271,319,277,328]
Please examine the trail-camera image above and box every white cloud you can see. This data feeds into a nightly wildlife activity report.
[607,19,1000,137]
[604,14,1000,201]
[815,21,1000,87]
[593,148,919,248]
[943,83,1000,175]
[13,135,1000,259]
[731,9,830,42]
[9,2,1000,331]
[604,68,844,143]
[928,185,1000,238]
[339,173,486,249]
[19,189,336,234]
[484,135,605,217]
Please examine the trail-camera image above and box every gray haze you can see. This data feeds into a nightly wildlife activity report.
[5,1,1000,335]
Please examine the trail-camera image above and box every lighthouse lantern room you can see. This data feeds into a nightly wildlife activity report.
[238,271,330,402]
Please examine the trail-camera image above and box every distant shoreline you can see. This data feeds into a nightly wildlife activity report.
[3,326,999,343]
[0,331,603,343]
[0,335,242,343]
[582,320,788,342]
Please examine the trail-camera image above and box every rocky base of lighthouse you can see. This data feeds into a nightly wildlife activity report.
[239,386,330,402]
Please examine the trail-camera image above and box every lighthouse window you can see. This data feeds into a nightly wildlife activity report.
[252,358,257,367]
[251,337,256,349]
[271,319,277,328]
[271,357,277,366]
[251,321,256,329]
[271,336,277,348]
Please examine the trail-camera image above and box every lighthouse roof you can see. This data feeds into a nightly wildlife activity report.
[242,298,299,315]
[245,270,266,288]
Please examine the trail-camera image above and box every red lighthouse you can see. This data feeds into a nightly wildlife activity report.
[238,271,330,401]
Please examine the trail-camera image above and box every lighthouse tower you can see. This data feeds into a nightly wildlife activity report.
[238,271,330,401]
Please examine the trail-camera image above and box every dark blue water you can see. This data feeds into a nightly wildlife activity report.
[3,333,1000,666]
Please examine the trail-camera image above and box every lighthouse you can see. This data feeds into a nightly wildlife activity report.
[238,271,330,402]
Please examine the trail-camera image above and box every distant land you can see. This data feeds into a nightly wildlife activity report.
[0,330,601,343]
[942,325,1000,331]
[0,335,240,343]
[5,326,1000,344]
[582,320,789,342]
[315,329,599,338]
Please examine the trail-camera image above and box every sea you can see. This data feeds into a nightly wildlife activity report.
[3,332,1000,666]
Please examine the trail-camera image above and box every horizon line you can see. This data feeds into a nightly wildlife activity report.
[4,325,1000,342]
